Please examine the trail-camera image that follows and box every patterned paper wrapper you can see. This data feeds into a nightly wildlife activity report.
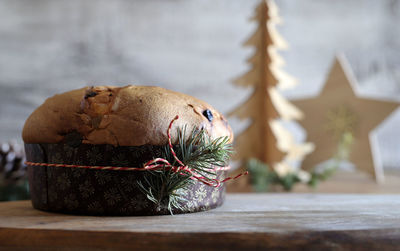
[25,143,226,216]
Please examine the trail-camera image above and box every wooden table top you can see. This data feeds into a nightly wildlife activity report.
[1,194,400,250]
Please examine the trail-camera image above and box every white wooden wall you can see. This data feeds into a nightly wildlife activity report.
[0,0,399,169]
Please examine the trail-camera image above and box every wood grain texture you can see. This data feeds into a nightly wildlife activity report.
[1,194,400,250]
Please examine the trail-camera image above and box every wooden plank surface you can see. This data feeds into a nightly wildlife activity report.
[1,194,400,250]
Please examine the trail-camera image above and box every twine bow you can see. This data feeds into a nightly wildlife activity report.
[143,115,248,187]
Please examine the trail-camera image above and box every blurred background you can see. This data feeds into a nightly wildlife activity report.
[1,0,399,196]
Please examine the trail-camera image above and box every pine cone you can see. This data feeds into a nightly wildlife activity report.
[0,141,27,186]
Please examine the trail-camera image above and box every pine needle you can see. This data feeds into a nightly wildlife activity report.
[137,126,233,214]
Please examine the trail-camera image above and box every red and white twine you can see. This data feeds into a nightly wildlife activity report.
[25,115,248,187]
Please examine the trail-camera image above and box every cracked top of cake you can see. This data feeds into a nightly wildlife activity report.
[22,85,233,146]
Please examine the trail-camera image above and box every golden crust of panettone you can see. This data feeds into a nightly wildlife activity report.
[22,85,233,146]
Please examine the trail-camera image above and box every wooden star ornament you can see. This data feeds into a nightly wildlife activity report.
[292,54,399,183]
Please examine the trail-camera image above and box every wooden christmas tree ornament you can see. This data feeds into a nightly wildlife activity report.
[229,0,313,190]
[292,54,399,183]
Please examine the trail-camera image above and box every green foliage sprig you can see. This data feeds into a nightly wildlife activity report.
[247,159,300,192]
[137,127,233,214]
[0,179,30,201]
[248,131,354,192]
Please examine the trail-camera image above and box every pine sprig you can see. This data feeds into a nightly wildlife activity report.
[137,126,233,214]
[175,126,233,178]
[137,168,190,213]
